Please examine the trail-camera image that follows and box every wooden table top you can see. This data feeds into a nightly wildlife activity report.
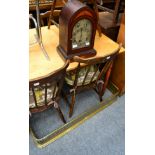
[29,25,124,81]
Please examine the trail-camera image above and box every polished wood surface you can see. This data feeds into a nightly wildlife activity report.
[110,47,125,95]
[29,25,120,81]
[110,12,125,95]
[58,0,97,59]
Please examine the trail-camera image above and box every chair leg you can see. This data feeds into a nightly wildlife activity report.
[69,92,76,118]
[101,62,113,97]
[94,87,103,102]
[61,90,70,106]
[99,95,103,102]
[54,102,66,124]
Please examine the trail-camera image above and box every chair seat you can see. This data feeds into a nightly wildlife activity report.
[65,65,100,86]
[29,83,58,108]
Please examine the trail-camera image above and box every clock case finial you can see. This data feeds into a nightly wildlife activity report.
[57,0,97,60]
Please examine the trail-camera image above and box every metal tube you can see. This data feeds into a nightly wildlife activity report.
[29,14,39,37]
[34,0,50,60]
[35,0,42,42]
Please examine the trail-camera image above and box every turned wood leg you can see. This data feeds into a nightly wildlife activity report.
[97,82,103,102]
[48,0,56,29]
[101,61,113,97]
[94,87,103,102]
[93,0,102,37]
[54,102,66,124]
[99,95,103,102]
[69,92,76,118]
[61,90,70,106]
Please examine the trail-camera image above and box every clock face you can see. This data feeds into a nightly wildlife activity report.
[72,19,92,49]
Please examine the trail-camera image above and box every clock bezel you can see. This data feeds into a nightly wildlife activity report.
[71,18,92,50]
[69,16,96,53]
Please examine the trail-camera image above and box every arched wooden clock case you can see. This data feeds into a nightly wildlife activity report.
[57,0,97,59]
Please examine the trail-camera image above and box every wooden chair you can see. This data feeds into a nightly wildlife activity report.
[98,0,125,41]
[63,45,121,117]
[40,9,61,27]
[47,0,66,29]
[29,60,69,123]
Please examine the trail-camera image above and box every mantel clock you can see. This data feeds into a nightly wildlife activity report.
[57,0,97,59]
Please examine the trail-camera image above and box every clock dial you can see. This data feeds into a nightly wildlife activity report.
[72,19,92,49]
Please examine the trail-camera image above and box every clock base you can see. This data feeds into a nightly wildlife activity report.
[57,45,96,60]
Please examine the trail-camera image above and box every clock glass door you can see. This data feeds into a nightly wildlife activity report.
[72,19,92,49]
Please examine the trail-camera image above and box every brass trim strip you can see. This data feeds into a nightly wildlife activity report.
[30,81,119,148]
